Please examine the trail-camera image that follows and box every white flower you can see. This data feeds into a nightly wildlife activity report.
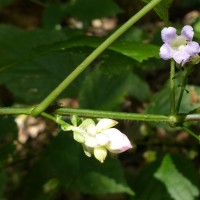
[70,118,132,163]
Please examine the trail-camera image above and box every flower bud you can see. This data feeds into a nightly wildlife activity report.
[102,128,133,153]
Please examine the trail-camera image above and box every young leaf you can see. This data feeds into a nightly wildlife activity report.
[142,0,173,23]
[154,154,199,200]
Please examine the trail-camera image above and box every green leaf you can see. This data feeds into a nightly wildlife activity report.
[146,83,200,114]
[126,73,150,101]
[99,50,136,75]
[71,166,134,196]
[132,159,173,200]
[67,0,122,22]
[34,36,159,63]
[42,3,67,29]
[118,27,148,42]
[142,0,173,23]
[154,154,199,200]
[0,52,87,103]
[0,26,88,103]
[0,25,66,67]
[78,68,129,110]
[110,41,159,62]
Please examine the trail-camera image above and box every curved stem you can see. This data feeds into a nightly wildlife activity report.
[30,0,162,117]
[182,126,200,141]
[175,69,187,114]
[170,60,176,115]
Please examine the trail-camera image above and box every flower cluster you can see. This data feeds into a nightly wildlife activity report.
[68,118,132,163]
[160,25,200,66]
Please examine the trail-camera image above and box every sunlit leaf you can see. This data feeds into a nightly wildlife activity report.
[131,159,173,200]
[142,0,173,23]
[154,154,199,200]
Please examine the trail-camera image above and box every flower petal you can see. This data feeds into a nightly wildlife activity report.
[185,41,200,56]
[102,128,133,154]
[96,133,109,146]
[159,43,173,60]
[82,144,93,157]
[181,25,194,41]
[84,136,99,148]
[173,51,190,65]
[161,27,177,42]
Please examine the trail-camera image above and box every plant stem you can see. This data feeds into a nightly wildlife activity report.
[170,60,176,115]
[55,108,170,122]
[41,112,71,127]
[182,126,200,142]
[30,0,162,117]
[175,69,187,114]
[185,114,200,121]
[0,107,33,115]
[0,106,169,122]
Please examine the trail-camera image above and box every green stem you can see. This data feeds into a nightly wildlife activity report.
[41,112,70,127]
[30,0,162,117]
[54,108,170,122]
[2,106,200,123]
[0,107,33,115]
[0,106,169,122]
[182,126,200,141]
[175,69,187,114]
[55,108,170,122]
[170,60,176,115]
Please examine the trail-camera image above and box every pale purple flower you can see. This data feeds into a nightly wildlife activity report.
[159,25,200,65]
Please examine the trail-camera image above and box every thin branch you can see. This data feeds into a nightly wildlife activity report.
[30,0,163,117]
